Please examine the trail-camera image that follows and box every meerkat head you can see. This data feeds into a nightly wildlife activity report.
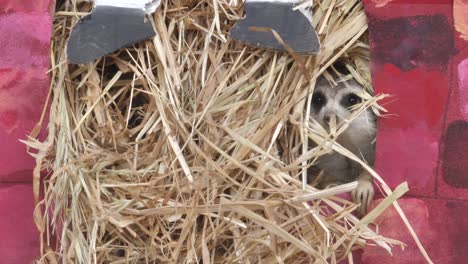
[310,76,376,141]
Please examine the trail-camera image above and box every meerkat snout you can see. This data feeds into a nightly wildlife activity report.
[323,114,332,125]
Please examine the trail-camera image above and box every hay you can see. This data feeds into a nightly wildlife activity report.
[27,0,432,263]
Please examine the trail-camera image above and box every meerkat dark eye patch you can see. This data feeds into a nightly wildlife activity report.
[312,92,327,111]
[341,93,362,109]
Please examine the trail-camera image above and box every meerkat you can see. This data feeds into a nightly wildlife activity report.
[308,75,376,217]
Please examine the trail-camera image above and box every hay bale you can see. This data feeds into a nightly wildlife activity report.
[26,0,428,263]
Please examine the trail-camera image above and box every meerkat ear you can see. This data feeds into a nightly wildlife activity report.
[315,75,333,89]
[332,60,349,75]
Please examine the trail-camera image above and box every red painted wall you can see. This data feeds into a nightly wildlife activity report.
[362,0,468,263]
[0,1,53,263]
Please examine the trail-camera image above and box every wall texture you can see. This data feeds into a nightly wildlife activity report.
[0,1,53,263]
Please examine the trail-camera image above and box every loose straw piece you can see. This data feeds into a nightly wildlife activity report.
[290,181,359,203]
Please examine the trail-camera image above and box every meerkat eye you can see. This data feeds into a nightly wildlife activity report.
[341,93,362,108]
[312,92,326,110]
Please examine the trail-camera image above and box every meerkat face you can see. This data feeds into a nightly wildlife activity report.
[310,77,376,140]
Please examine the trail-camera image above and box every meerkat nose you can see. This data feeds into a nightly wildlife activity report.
[324,115,331,124]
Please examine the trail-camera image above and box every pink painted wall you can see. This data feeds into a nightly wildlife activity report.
[361,0,468,263]
[0,1,53,263]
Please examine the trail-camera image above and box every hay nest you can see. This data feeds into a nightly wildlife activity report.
[27,0,430,263]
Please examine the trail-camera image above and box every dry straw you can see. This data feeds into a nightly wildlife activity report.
[26,0,432,263]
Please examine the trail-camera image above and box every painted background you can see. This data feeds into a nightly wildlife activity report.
[0,0,466,263]
[0,0,52,263]
[362,0,468,263]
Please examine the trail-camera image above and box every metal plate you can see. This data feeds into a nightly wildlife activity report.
[67,6,155,64]
[230,2,320,54]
